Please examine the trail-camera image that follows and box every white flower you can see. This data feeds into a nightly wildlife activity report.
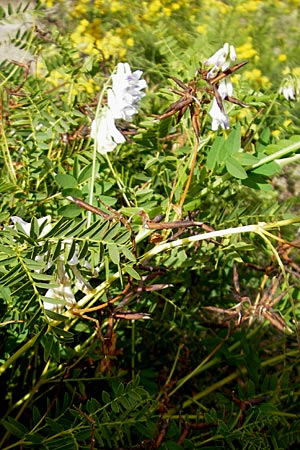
[44,279,76,314]
[205,44,237,130]
[208,79,232,131]
[282,85,295,101]
[43,259,76,314]
[11,215,52,237]
[204,43,236,79]
[209,98,230,130]
[218,78,233,98]
[279,76,300,101]
[107,62,147,121]
[90,62,146,154]
[91,107,126,154]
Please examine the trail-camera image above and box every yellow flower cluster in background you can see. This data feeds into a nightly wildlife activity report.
[236,38,259,62]
[236,0,263,14]
[36,55,98,98]
[243,69,272,90]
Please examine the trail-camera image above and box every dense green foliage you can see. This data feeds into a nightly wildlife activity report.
[1,1,300,449]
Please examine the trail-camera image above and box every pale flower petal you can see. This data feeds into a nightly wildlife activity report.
[204,43,237,130]
[44,281,76,314]
[209,98,230,130]
[205,42,236,79]
[229,45,236,62]
[283,86,295,101]
[204,44,228,68]
[91,108,126,155]
[218,78,233,99]
[279,76,299,101]
[11,215,52,237]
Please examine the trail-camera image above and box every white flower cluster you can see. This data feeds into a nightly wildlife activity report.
[279,75,300,101]
[91,62,147,154]
[204,43,236,79]
[108,63,147,121]
[43,262,76,314]
[204,43,236,131]
[11,216,92,315]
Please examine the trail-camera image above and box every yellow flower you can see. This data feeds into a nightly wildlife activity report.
[97,32,127,60]
[76,19,89,34]
[171,3,181,11]
[260,75,272,88]
[71,32,95,54]
[196,24,208,35]
[216,1,233,15]
[44,69,72,88]
[126,37,134,47]
[76,77,97,95]
[89,18,102,40]
[278,54,287,62]
[292,67,300,77]
[40,0,55,7]
[149,0,162,14]
[237,108,253,121]
[271,130,281,138]
[162,7,172,17]
[72,0,89,17]
[110,1,125,12]
[283,119,292,128]
[282,67,291,76]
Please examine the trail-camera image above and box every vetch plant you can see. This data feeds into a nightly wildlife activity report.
[1,9,300,448]
[208,95,231,130]
[11,215,52,238]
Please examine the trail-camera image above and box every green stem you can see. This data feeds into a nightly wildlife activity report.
[131,321,136,380]
[179,139,200,210]
[168,334,228,398]
[87,137,98,228]
[199,137,300,200]
[156,343,184,402]
[247,138,300,171]
[0,92,17,184]
[87,75,113,226]
[275,152,300,167]
[105,153,131,206]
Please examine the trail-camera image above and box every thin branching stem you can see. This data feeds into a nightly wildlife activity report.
[179,139,199,211]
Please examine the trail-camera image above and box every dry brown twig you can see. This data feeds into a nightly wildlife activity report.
[203,265,292,333]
